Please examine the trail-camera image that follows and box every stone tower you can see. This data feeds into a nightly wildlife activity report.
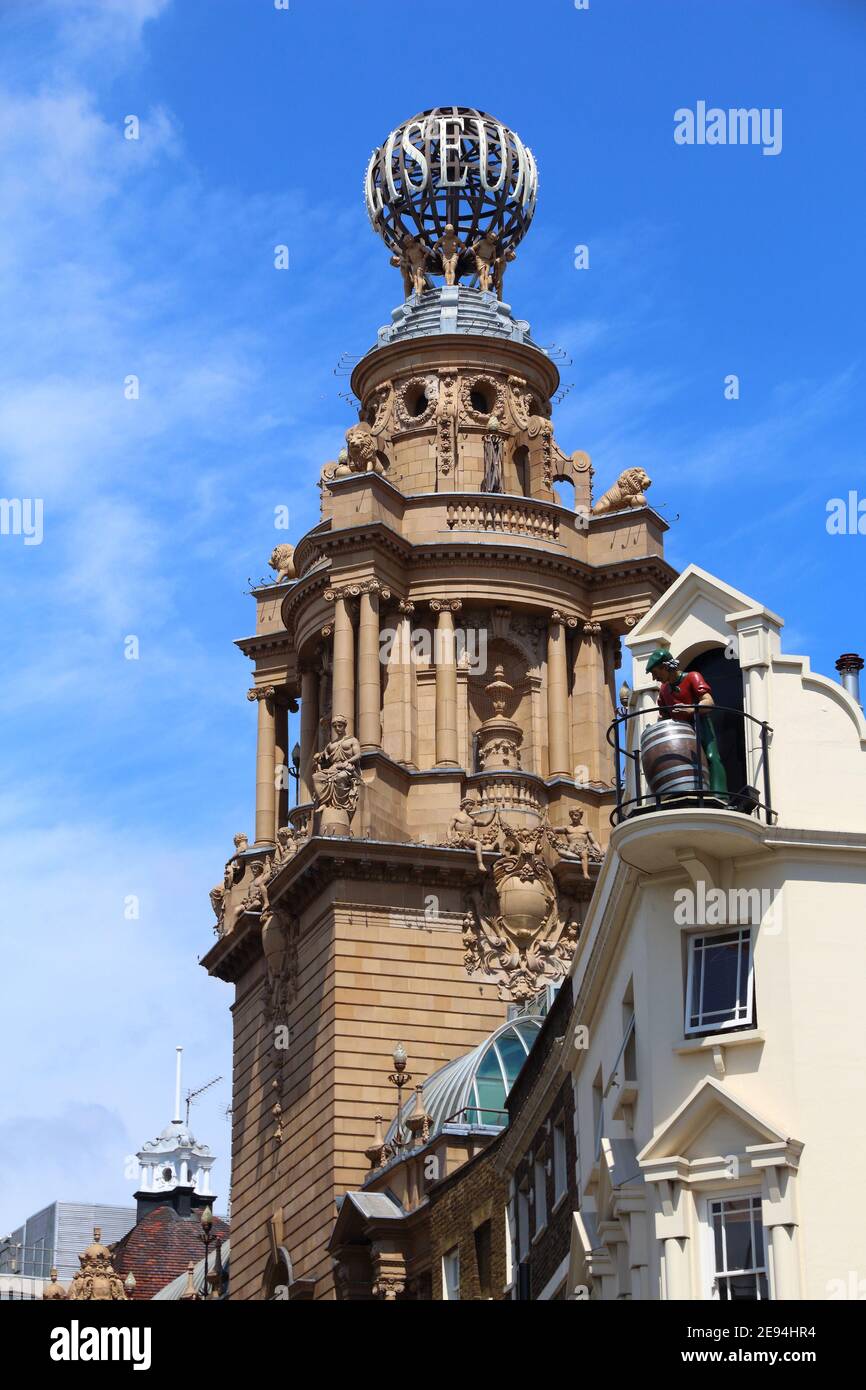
[202,107,675,1300]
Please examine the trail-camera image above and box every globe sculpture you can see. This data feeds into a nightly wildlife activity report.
[364,107,538,299]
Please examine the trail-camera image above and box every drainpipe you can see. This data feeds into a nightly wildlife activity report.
[835,653,864,706]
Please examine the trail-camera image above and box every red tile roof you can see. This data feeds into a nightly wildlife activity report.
[112,1205,229,1300]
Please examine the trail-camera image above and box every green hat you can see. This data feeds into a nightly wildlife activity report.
[646,647,676,674]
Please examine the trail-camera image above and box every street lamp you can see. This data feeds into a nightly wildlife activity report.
[199,1205,214,1299]
[387,1043,412,1155]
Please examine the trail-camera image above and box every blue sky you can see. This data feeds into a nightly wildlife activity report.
[0,0,864,1234]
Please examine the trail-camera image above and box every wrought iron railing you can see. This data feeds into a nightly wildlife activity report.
[606,703,774,826]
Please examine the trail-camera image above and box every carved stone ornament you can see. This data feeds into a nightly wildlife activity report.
[507,374,535,431]
[311,715,361,836]
[462,811,580,1001]
[436,370,457,476]
[395,374,439,430]
[261,901,298,1029]
[67,1229,128,1302]
[592,467,651,515]
[269,544,295,583]
[459,373,505,427]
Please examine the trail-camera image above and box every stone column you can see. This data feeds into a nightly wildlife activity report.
[547,610,576,778]
[572,621,607,784]
[328,589,355,736]
[358,581,389,752]
[299,668,318,804]
[248,685,276,845]
[274,698,289,835]
[430,599,462,767]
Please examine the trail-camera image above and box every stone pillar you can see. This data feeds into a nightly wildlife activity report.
[274,698,289,835]
[547,610,575,777]
[358,581,389,752]
[430,599,462,767]
[299,668,318,804]
[572,621,607,784]
[248,685,276,846]
[329,589,355,735]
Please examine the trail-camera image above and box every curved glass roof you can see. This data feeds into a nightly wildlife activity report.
[386,1016,542,1145]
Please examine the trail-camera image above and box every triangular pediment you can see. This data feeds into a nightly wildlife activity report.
[637,1077,786,1165]
[628,564,781,649]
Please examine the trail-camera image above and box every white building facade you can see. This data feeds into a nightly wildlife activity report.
[565,565,866,1301]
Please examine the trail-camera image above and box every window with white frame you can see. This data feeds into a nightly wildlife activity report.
[553,1118,567,1203]
[442,1246,460,1301]
[534,1157,547,1233]
[705,1193,770,1300]
[685,927,754,1035]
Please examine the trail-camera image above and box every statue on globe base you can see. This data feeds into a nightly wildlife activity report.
[434,223,463,285]
[646,648,728,795]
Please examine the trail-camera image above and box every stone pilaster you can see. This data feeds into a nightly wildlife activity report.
[358,580,390,751]
[430,599,462,767]
[547,610,576,777]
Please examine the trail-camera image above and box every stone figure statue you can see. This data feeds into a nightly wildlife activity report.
[493,245,516,299]
[445,797,487,872]
[471,232,498,292]
[242,860,268,914]
[268,825,298,877]
[209,832,249,935]
[561,809,604,879]
[390,233,430,298]
[434,223,462,286]
[312,715,362,832]
[481,416,504,494]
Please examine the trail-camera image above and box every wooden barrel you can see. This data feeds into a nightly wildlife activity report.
[640,719,709,797]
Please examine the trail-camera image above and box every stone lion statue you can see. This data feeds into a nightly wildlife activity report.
[592,467,651,515]
[269,543,295,582]
[345,422,384,475]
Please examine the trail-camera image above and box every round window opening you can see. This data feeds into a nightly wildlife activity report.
[405,385,429,418]
[162,1167,173,1183]
[470,386,493,415]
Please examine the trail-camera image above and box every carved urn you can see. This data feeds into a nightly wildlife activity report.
[476,665,523,772]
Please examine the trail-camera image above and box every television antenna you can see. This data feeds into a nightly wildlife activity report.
[185,1075,222,1126]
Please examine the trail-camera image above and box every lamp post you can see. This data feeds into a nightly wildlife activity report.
[387,1043,412,1156]
[290,742,301,806]
[199,1205,214,1299]
[125,1272,136,1299]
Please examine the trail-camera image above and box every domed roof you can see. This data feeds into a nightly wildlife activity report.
[386,1016,542,1144]
[139,1119,212,1158]
[372,285,540,352]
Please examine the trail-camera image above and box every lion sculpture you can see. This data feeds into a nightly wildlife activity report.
[269,543,296,583]
[592,467,651,515]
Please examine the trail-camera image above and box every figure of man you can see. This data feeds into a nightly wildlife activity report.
[646,648,728,795]
[242,860,268,914]
[563,809,603,879]
[493,245,516,300]
[390,233,430,298]
[472,232,498,292]
[446,796,486,872]
[481,416,504,493]
[435,223,462,286]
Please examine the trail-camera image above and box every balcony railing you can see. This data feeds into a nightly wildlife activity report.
[606,703,774,826]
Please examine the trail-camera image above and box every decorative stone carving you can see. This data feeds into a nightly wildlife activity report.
[481,416,504,493]
[67,1229,128,1302]
[395,374,439,430]
[429,598,463,615]
[312,715,361,836]
[242,859,269,914]
[261,897,297,1028]
[592,467,651,514]
[507,374,534,431]
[269,544,295,583]
[321,423,388,485]
[247,686,275,704]
[462,812,579,1001]
[435,370,457,476]
[476,665,523,772]
[444,796,487,871]
[42,1268,67,1301]
[555,808,605,879]
[459,373,505,427]
[268,825,298,877]
[210,832,250,937]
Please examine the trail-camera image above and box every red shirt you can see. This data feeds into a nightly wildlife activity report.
[657,670,712,721]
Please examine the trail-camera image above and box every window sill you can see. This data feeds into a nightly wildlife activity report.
[531,1223,548,1246]
[552,1190,569,1216]
[674,1028,765,1077]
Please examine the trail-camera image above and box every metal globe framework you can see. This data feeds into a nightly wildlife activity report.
[365,107,538,289]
